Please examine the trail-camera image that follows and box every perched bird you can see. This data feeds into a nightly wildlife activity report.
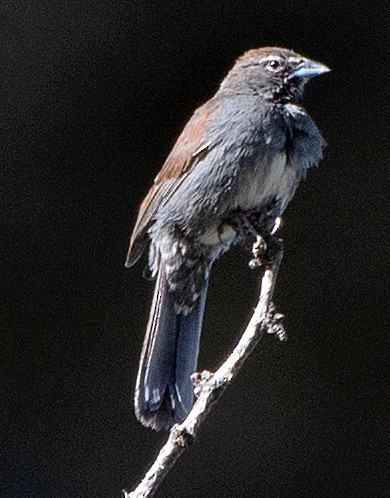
[126,47,330,430]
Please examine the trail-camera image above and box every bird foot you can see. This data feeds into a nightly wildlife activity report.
[226,203,283,269]
[248,234,267,269]
[246,222,283,270]
[255,231,283,268]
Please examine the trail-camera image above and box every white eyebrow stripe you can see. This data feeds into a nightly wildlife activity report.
[241,54,283,68]
[258,55,283,63]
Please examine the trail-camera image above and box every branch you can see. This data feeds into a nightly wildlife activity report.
[123,237,285,498]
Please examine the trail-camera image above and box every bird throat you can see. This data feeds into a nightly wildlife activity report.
[274,81,304,105]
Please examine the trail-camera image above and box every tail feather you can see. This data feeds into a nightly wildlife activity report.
[135,264,208,430]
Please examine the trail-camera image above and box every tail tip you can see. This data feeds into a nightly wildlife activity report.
[135,405,178,432]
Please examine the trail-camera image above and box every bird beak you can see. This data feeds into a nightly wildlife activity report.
[289,58,331,80]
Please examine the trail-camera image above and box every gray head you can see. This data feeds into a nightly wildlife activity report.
[219,46,330,103]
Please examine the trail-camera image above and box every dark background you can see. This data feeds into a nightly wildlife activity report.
[1,1,388,497]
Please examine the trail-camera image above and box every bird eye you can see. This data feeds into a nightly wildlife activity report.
[267,59,281,71]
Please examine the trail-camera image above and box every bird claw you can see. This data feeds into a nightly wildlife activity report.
[248,235,266,269]
[249,232,283,270]
[226,206,283,270]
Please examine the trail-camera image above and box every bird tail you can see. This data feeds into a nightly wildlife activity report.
[135,262,208,431]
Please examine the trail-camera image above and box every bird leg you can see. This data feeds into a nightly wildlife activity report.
[227,204,283,269]
[250,233,267,269]
[248,220,283,269]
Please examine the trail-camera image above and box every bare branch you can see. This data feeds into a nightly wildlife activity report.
[123,238,284,498]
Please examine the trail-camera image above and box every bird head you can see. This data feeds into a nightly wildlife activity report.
[220,47,330,103]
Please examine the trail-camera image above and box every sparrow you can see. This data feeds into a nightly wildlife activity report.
[126,47,330,430]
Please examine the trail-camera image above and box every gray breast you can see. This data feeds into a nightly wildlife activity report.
[283,103,326,174]
[153,99,324,249]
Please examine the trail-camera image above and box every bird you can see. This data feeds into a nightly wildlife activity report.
[126,46,330,430]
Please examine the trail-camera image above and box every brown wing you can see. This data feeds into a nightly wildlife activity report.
[125,100,216,267]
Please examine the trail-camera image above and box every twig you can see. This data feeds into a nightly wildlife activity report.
[123,238,284,498]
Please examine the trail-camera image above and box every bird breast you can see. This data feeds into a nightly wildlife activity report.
[198,151,298,247]
[236,150,296,211]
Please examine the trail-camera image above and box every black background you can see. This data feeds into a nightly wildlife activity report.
[1,1,388,497]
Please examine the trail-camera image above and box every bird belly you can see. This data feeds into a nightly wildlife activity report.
[198,222,236,247]
[198,152,297,248]
[237,151,296,212]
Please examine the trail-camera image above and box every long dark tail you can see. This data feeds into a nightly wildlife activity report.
[135,263,209,431]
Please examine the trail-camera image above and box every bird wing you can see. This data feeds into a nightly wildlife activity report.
[125,100,216,267]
